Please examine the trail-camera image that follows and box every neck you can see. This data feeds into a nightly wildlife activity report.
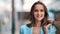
[34,20,41,27]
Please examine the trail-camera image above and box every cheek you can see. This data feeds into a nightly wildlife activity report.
[33,12,37,17]
[42,13,45,17]
[33,12,45,17]
[42,13,45,16]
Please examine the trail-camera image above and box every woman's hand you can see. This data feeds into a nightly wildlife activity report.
[43,24,51,34]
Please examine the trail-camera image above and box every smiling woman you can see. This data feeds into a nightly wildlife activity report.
[20,1,56,34]
[33,4,45,22]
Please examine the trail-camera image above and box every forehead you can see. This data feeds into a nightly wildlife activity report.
[34,4,44,9]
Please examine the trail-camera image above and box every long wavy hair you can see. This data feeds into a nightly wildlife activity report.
[27,1,50,27]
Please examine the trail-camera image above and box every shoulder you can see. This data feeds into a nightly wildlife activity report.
[20,25,30,29]
[20,25,27,32]
[20,25,27,29]
[20,25,32,32]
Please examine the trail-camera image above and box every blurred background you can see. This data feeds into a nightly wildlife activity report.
[0,0,60,34]
[0,0,12,34]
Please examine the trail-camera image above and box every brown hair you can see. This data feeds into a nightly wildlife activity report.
[27,1,50,27]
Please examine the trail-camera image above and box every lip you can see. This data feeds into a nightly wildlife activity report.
[37,15,42,17]
[37,16,41,17]
[37,16,42,18]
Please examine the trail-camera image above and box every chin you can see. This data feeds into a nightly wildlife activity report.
[36,18,43,21]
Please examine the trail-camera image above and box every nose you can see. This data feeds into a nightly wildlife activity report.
[38,10,41,15]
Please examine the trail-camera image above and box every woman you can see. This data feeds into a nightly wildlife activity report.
[20,1,56,34]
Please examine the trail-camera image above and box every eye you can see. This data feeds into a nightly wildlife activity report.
[34,9,38,12]
[40,9,44,12]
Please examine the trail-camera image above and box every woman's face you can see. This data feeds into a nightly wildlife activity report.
[34,4,45,21]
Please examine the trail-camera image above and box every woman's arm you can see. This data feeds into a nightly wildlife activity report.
[43,24,51,34]
[44,24,56,34]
